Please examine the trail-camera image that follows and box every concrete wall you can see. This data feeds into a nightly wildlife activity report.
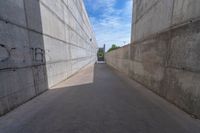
[105,45,130,76]
[106,0,200,118]
[0,0,97,116]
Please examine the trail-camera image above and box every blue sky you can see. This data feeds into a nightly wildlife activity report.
[84,0,133,51]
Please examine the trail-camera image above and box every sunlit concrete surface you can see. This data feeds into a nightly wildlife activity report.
[0,64,200,133]
[51,64,95,88]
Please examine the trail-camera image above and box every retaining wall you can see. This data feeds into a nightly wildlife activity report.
[105,45,130,76]
[106,0,200,118]
[0,0,97,116]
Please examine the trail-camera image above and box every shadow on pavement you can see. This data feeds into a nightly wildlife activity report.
[0,64,200,133]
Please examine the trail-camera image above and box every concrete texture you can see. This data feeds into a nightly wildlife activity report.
[0,0,97,116]
[105,45,130,76]
[106,0,200,118]
[0,64,200,133]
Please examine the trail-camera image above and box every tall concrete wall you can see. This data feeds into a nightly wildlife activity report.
[105,45,130,76]
[106,0,200,118]
[0,0,97,116]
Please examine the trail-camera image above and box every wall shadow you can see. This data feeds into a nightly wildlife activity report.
[51,64,95,89]
[24,0,49,95]
[0,0,48,116]
[1,64,198,133]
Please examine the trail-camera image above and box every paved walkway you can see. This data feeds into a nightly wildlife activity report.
[0,64,200,133]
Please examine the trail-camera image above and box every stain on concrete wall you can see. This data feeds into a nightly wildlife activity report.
[0,0,97,116]
[106,0,200,118]
[105,45,130,76]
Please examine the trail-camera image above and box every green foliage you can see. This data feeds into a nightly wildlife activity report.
[107,44,120,52]
[97,49,104,58]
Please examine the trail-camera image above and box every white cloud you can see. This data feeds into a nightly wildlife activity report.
[86,0,116,12]
[85,0,133,51]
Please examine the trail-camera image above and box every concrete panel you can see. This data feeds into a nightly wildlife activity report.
[7,84,36,110]
[132,32,170,66]
[0,0,26,26]
[28,31,45,66]
[0,97,9,116]
[43,36,70,63]
[106,43,165,93]
[24,0,43,32]
[32,65,48,94]
[0,21,31,69]
[63,5,70,26]
[0,68,35,98]
[40,3,65,41]
[130,60,165,93]
[134,0,159,22]
[40,0,64,21]
[134,0,173,41]
[46,62,70,87]
[70,45,87,59]
[69,28,78,45]
[105,45,130,76]
[117,59,130,75]
[68,0,81,24]
[63,0,68,6]
[64,26,70,42]
[0,67,36,115]
[173,0,200,25]
[162,68,200,117]
[169,20,200,72]
[71,58,91,75]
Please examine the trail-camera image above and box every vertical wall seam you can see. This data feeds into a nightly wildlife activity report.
[23,0,38,96]
[166,0,175,67]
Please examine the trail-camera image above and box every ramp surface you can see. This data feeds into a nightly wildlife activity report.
[0,64,200,133]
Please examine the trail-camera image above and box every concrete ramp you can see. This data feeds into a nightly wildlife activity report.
[0,64,200,133]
